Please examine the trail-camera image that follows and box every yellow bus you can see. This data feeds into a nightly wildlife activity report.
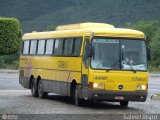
[19,22,149,107]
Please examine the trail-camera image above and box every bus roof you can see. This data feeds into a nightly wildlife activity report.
[55,22,114,31]
[22,23,145,40]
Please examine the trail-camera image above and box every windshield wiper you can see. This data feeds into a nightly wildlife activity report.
[128,62,136,73]
[105,60,120,72]
[106,68,112,72]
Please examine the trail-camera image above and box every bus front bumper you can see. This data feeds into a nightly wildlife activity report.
[88,89,147,102]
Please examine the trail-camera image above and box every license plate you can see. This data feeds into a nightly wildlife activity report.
[115,96,124,100]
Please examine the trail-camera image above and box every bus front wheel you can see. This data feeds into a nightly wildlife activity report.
[31,79,38,97]
[38,80,47,98]
[120,101,129,108]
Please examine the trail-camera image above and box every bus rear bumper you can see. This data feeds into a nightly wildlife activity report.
[88,89,147,102]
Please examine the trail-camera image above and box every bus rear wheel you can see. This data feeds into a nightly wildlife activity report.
[38,80,47,99]
[120,101,129,108]
[31,79,38,97]
[73,86,83,106]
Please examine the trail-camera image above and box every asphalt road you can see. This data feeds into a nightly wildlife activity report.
[0,72,160,120]
[148,75,160,97]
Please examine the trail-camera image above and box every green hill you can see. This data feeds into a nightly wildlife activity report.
[0,0,160,32]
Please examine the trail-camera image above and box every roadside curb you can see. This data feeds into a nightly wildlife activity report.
[0,70,18,73]
[151,94,160,101]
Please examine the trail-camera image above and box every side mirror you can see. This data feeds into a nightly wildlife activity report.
[147,47,151,61]
[83,42,91,60]
[87,44,93,58]
[83,39,93,68]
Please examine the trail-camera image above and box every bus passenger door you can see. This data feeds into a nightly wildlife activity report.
[81,37,91,99]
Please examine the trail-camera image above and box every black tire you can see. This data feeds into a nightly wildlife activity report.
[31,79,38,97]
[120,101,129,108]
[89,100,96,106]
[38,80,47,99]
[73,86,83,106]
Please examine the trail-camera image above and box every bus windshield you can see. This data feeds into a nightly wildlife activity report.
[91,38,147,71]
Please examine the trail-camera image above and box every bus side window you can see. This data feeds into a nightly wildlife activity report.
[23,40,30,55]
[30,40,37,54]
[73,38,82,56]
[45,39,54,55]
[54,39,64,55]
[63,38,74,56]
[37,40,45,55]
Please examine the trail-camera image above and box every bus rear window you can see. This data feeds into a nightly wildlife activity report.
[23,41,30,54]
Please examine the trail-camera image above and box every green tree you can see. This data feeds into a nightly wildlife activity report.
[128,21,159,46]
[149,29,160,67]
[46,26,57,31]
[128,20,160,68]
[0,17,21,55]
[0,17,21,69]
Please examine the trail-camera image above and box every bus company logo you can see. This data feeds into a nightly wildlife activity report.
[95,76,108,80]
[118,85,123,90]
[1,114,18,120]
[57,60,68,69]
[2,113,8,120]
[132,77,146,81]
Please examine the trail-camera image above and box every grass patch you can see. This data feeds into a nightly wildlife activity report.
[0,54,19,70]
[155,94,160,96]
[149,66,160,74]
